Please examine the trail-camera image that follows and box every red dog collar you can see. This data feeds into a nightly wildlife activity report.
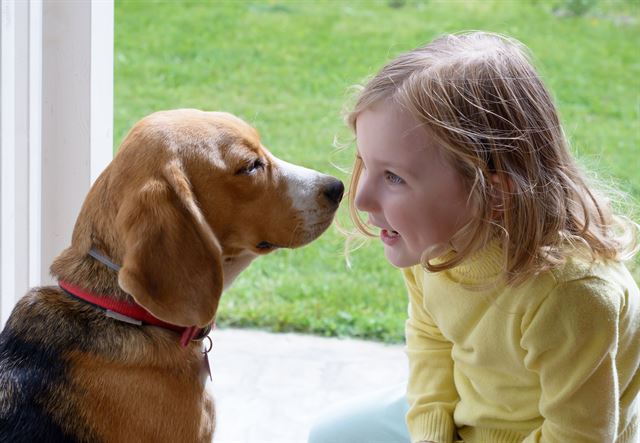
[58,280,211,347]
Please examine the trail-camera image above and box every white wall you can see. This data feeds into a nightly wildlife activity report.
[0,0,113,328]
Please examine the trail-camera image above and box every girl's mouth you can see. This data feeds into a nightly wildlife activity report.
[380,229,400,246]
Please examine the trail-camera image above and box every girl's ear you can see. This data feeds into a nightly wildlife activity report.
[116,160,223,328]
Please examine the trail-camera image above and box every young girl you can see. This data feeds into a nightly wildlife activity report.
[309,31,639,443]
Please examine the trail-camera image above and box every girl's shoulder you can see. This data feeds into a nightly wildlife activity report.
[530,256,640,321]
[548,254,637,291]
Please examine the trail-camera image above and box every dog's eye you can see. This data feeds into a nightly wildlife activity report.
[236,158,265,175]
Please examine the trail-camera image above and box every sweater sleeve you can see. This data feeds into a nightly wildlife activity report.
[402,267,458,443]
[520,277,623,443]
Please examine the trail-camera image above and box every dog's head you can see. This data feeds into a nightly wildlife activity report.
[70,109,343,328]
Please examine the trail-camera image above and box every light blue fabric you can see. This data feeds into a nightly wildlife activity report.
[308,385,410,443]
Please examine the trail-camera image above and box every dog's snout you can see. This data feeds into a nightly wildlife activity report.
[323,180,345,205]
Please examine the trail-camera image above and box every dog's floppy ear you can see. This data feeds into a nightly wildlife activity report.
[116,159,223,327]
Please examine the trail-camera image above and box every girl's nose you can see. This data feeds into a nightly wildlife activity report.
[354,175,376,213]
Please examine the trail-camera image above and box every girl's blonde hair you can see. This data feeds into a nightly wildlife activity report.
[347,31,638,284]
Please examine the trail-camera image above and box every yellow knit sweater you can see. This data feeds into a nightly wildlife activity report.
[403,241,639,443]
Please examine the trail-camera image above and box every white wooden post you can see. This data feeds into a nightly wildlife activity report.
[0,0,113,328]
[1,0,19,330]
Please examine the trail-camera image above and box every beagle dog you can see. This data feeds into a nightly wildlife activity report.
[0,109,343,442]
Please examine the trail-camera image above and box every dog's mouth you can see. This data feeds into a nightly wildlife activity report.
[255,217,336,252]
[255,241,280,252]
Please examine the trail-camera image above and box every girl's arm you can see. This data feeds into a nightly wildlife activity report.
[403,267,459,443]
[520,276,625,442]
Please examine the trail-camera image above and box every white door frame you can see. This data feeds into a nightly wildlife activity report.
[0,0,113,328]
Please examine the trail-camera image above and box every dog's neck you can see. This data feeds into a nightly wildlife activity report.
[50,245,131,302]
[49,170,132,300]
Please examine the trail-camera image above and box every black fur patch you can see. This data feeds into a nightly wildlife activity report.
[0,329,81,442]
[0,290,101,443]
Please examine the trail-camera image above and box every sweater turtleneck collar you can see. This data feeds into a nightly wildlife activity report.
[434,239,506,286]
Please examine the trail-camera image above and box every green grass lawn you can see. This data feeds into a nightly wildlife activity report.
[115,0,639,343]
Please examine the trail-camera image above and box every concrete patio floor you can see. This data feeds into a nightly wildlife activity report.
[208,328,408,443]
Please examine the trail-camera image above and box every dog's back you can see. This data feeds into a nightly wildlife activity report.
[0,288,99,442]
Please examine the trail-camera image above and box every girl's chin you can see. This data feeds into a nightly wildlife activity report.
[383,247,420,268]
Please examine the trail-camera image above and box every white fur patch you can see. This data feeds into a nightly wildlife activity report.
[267,149,337,241]
[272,157,324,212]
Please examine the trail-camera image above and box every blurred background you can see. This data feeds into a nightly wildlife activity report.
[115,0,639,343]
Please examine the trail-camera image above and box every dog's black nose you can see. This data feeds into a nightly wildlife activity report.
[323,180,344,205]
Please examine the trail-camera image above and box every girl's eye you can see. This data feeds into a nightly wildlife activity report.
[384,171,405,185]
[237,158,265,175]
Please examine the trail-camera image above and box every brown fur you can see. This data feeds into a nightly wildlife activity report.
[0,109,343,442]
